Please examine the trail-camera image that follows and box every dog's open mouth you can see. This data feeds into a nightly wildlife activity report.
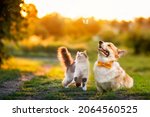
[99,47,109,57]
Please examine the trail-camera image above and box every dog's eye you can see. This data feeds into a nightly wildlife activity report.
[108,44,111,47]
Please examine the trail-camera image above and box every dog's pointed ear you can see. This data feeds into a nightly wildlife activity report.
[118,49,127,57]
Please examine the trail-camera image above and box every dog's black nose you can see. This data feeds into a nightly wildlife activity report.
[99,41,103,45]
[99,41,103,48]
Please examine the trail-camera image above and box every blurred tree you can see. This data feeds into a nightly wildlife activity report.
[100,30,116,42]
[21,3,38,37]
[37,13,64,38]
[135,17,145,26]
[119,20,130,32]
[86,17,100,35]
[127,28,150,54]
[73,18,87,36]
[0,0,24,68]
[21,3,37,18]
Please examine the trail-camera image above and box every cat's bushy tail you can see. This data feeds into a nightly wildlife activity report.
[57,47,73,68]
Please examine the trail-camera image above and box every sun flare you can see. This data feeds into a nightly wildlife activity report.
[24,0,150,20]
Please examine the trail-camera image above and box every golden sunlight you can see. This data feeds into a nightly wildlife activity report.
[24,0,150,20]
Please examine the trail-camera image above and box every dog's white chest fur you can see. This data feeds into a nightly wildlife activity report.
[93,61,125,83]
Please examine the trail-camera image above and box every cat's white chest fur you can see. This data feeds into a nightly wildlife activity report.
[93,61,125,83]
[74,61,89,78]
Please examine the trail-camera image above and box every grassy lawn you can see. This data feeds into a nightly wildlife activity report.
[0,69,21,84]
[0,53,150,100]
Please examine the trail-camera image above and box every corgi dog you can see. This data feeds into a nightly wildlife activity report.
[93,41,133,93]
[58,47,89,91]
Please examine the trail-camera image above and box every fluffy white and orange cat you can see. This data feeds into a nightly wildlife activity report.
[58,47,89,91]
[93,41,133,93]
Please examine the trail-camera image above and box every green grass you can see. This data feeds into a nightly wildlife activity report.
[1,53,150,100]
[0,69,21,84]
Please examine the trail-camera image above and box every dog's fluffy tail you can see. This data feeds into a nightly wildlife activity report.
[57,47,73,68]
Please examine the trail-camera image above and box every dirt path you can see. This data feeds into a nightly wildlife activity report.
[0,73,34,98]
[0,64,51,99]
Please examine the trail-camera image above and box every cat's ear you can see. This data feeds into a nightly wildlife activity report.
[83,50,87,54]
[77,51,80,54]
[83,50,88,58]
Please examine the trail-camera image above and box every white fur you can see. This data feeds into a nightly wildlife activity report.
[74,60,89,79]
[62,51,89,91]
[93,41,133,92]
[93,61,126,83]
[94,55,133,92]
[74,59,89,91]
